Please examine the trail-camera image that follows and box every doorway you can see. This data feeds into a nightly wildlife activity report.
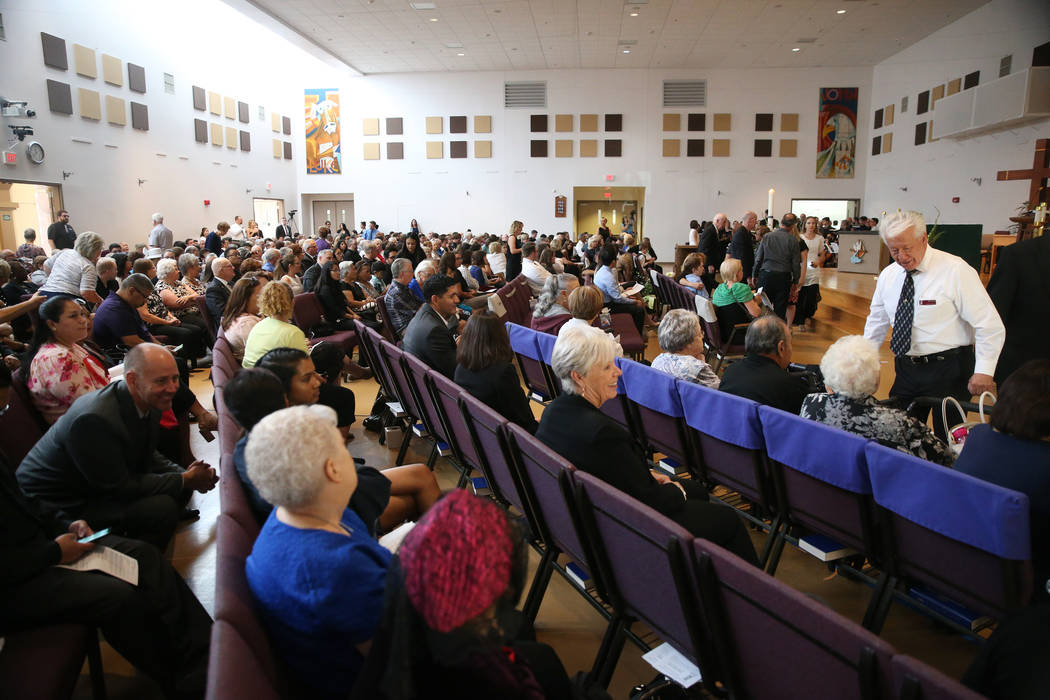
[790,198,860,226]
[311,200,354,234]
[252,198,285,237]
[0,180,63,254]
[573,186,645,241]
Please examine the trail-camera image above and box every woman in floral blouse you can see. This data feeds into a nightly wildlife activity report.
[178,253,207,297]
[650,309,720,389]
[25,295,108,423]
[801,335,955,466]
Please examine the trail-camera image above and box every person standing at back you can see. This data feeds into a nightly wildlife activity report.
[698,213,729,291]
[863,210,1004,440]
[752,213,801,320]
[148,213,173,251]
[985,232,1050,385]
[728,211,758,281]
[47,209,76,251]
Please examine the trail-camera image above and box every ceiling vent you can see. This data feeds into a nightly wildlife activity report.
[796,37,818,43]
[163,72,175,95]
[505,81,547,109]
[663,79,707,107]
[410,3,437,9]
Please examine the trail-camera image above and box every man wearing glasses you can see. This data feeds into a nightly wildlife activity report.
[91,273,161,353]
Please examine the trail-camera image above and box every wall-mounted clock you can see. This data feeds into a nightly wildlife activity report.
[25,141,45,164]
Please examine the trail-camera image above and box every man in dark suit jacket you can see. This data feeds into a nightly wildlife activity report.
[17,344,217,550]
[728,211,758,280]
[987,233,1050,384]
[275,218,292,240]
[205,257,235,328]
[401,275,461,378]
[301,249,333,293]
[719,315,809,414]
[698,212,729,290]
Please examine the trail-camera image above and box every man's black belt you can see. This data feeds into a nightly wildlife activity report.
[899,346,970,364]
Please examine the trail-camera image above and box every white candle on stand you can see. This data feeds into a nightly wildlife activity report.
[767,189,775,227]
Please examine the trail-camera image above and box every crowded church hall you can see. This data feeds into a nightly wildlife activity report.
[2,0,1050,697]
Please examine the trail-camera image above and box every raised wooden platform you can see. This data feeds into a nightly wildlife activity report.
[811,268,879,336]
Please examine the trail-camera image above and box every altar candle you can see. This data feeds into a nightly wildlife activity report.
[767,189,775,226]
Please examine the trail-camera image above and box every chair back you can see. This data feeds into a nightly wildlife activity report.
[0,369,48,465]
[218,451,259,538]
[458,391,530,517]
[713,302,751,346]
[865,443,1033,618]
[211,336,240,390]
[401,352,454,451]
[496,276,532,326]
[507,322,556,401]
[889,655,986,700]
[376,340,424,426]
[206,621,283,700]
[427,369,481,470]
[355,323,395,400]
[195,297,217,344]
[597,357,635,436]
[692,538,895,700]
[291,292,324,334]
[373,291,400,343]
[619,359,691,469]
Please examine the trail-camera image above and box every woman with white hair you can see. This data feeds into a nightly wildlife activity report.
[531,273,578,334]
[39,231,105,305]
[486,240,507,279]
[801,335,954,466]
[650,309,720,389]
[409,259,436,301]
[535,327,759,564]
[245,405,392,697]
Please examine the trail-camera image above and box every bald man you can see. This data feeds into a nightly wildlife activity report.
[698,213,730,290]
[17,344,217,550]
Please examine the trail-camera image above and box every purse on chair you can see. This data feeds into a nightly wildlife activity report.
[942,391,995,456]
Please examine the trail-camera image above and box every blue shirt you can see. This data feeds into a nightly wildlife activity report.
[92,291,150,349]
[594,265,626,304]
[362,228,377,240]
[246,508,392,698]
[261,262,275,272]
[408,277,424,301]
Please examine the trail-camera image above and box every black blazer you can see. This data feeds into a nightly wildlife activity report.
[0,453,66,588]
[402,304,457,378]
[987,235,1050,384]
[719,354,810,415]
[275,225,292,239]
[535,393,704,520]
[205,278,231,329]
[729,226,756,279]
[454,362,537,433]
[698,222,726,270]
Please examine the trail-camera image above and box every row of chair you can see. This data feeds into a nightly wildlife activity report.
[651,269,748,373]
[354,319,986,698]
[506,320,1033,637]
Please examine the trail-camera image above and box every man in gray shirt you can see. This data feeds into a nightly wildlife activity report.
[148,212,173,251]
[752,213,801,320]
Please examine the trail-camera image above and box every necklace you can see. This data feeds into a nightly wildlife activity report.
[286,510,353,536]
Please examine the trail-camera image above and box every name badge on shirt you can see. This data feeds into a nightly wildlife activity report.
[919,300,936,306]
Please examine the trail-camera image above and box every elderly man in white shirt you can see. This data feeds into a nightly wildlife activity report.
[519,241,550,295]
[863,210,1004,440]
[148,213,173,251]
[228,215,246,240]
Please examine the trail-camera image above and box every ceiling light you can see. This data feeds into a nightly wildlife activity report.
[410,2,437,9]
[630,11,638,16]
[457,52,465,56]
[792,47,801,52]
[837,9,846,13]
[622,49,630,53]
[429,17,438,22]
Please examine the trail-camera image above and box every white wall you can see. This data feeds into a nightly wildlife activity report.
[863,0,1050,236]
[298,66,872,256]
[0,0,341,247]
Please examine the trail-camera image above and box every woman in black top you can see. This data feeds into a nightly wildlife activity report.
[314,260,358,331]
[346,260,381,331]
[504,220,524,281]
[395,236,426,268]
[454,311,537,433]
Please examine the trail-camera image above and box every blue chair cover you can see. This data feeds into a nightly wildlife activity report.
[678,380,763,450]
[534,330,556,364]
[506,322,542,361]
[613,356,627,394]
[865,442,1031,560]
[758,405,872,494]
[619,358,684,417]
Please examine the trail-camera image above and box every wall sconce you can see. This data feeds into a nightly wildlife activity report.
[899,186,908,192]
[971,177,982,186]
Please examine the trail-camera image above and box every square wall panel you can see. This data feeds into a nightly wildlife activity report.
[686,139,704,157]
[426,116,443,134]
[450,116,467,134]
[662,139,681,157]
[605,114,623,132]
[916,90,930,115]
[225,126,237,149]
[194,119,208,143]
[209,91,221,116]
[931,84,945,108]
[105,95,125,125]
[426,141,443,159]
[604,139,622,157]
[102,54,122,86]
[882,132,893,153]
[755,113,774,131]
[282,116,291,135]
[964,70,980,89]
[387,142,404,159]
[779,139,798,157]
[363,142,381,160]
[239,130,251,152]
[363,118,380,136]
[713,114,731,131]
[754,139,772,157]
[283,142,292,160]
[580,114,598,132]
[272,138,282,158]
[580,139,598,157]
[530,140,548,157]
[78,88,101,120]
[224,96,236,120]
[781,113,799,131]
[131,102,149,131]
[663,114,681,132]
[474,115,492,133]
[450,140,468,158]
[555,139,573,157]
[386,117,403,135]
[41,33,68,70]
[46,80,73,114]
[712,139,730,157]
[555,114,573,132]
[238,101,249,123]
[213,123,225,146]
[947,78,962,96]
[474,140,492,158]
[192,86,206,111]
[871,135,882,156]
[884,104,895,125]
[914,121,927,145]
[530,114,548,132]
[271,112,281,132]
[874,108,884,129]
[688,113,706,131]
[73,44,96,78]
[127,63,146,93]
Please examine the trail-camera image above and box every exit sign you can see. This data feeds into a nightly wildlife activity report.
[605,174,615,182]
[603,192,612,198]
[2,151,15,165]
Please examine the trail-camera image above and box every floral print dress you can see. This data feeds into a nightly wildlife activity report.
[28,342,109,424]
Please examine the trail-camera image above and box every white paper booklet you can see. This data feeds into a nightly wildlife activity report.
[641,642,702,688]
[57,546,139,586]
[378,521,416,553]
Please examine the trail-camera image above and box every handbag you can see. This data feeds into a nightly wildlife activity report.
[942,392,995,456]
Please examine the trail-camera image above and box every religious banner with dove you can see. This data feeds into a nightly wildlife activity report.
[816,87,858,179]
[304,88,342,174]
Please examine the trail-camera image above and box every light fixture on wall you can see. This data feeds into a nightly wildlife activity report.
[137,178,147,186]
[971,177,982,186]
[62,170,73,180]
[899,186,908,192]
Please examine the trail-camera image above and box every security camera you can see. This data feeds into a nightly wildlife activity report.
[1,99,36,118]
[8,125,34,141]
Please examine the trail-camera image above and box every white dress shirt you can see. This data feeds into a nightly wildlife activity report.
[863,246,1005,376]
[521,257,551,295]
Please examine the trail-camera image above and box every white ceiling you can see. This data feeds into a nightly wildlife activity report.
[246,0,989,75]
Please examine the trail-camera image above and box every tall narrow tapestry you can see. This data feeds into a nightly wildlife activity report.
[305,88,341,174]
[816,87,857,179]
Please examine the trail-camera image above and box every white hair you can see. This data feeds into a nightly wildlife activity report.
[819,335,881,399]
[657,309,702,354]
[263,248,280,263]
[211,256,232,274]
[879,210,926,244]
[156,257,179,280]
[73,231,104,259]
[551,326,619,395]
[245,405,343,508]
[152,212,164,223]
[338,260,355,277]
[414,260,436,281]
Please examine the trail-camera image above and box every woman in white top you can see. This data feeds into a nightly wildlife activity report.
[279,254,304,295]
[40,231,105,306]
[794,216,826,330]
[688,219,701,248]
[556,285,623,356]
[486,241,507,278]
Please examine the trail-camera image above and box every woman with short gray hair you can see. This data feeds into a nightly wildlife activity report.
[531,273,579,334]
[178,253,206,296]
[801,335,954,465]
[536,326,759,564]
[40,231,105,305]
[650,309,719,388]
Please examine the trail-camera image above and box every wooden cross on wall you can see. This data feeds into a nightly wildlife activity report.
[997,138,1050,208]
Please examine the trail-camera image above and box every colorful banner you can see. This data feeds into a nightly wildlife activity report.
[816,87,857,179]
[304,88,341,174]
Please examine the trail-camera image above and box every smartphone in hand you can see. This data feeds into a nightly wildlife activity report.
[78,528,110,543]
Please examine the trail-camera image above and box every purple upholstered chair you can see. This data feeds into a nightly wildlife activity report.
[0,369,48,465]
[423,368,482,488]
[692,538,896,700]
[218,451,259,539]
[291,292,358,353]
[353,322,393,400]
[889,655,985,700]
[507,322,557,403]
[618,358,695,476]
[206,620,283,700]
[400,353,456,471]
[573,471,724,693]
[597,356,636,437]
[758,405,879,576]
[863,442,1033,634]
[211,335,239,391]
[0,624,105,700]
[376,339,427,464]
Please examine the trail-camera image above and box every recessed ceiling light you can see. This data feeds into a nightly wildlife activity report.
[622,49,631,53]
[410,2,437,9]
[629,11,638,16]
[457,52,465,56]
[792,47,801,52]
[837,8,846,13]
[429,17,438,22]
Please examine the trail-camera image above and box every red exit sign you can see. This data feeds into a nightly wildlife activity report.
[605,174,615,182]
[603,192,612,198]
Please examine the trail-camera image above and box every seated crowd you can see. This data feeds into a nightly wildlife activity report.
[1,212,1046,700]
